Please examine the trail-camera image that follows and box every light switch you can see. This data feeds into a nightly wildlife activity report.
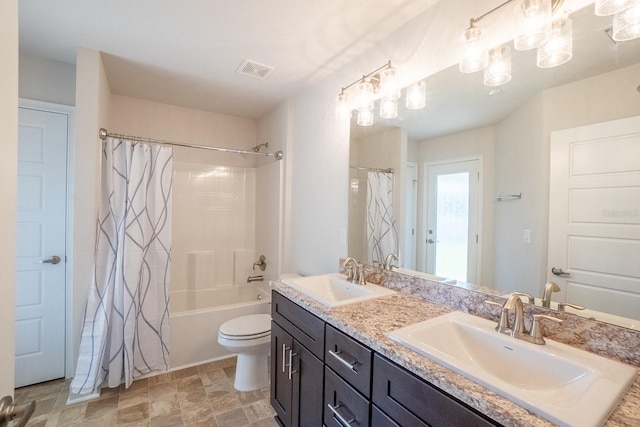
[523,229,532,244]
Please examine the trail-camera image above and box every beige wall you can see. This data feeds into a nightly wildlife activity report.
[19,54,76,106]
[0,0,18,396]
[70,49,112,374]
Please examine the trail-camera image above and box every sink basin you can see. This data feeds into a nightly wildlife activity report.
[281,273,396,307]
[388,311,637,427]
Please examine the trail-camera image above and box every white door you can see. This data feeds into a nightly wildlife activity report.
[15,107,68,387]
[548,116,640,320]
[425,160,480,282]
[403,162,418,269]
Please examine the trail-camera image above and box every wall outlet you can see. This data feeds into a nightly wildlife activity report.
[523,229,532,244]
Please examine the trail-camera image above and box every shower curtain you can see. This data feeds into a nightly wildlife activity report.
[71,137,173,395]
[366,171,399,265]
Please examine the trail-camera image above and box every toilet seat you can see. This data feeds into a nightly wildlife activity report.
[218,314,271,341]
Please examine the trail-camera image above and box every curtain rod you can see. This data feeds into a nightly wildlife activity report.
[99,128,283,160]
[350,165,394,174]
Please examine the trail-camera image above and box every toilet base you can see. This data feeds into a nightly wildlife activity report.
[233,352,269,391]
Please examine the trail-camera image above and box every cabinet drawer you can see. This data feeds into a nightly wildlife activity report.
[325,325,372,398]
[272,290,325,359]
[372,354,500,427]
[324,367,370,427]
[371,405,401,427]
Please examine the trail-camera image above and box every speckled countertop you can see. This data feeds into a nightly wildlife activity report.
[271,280,640,427]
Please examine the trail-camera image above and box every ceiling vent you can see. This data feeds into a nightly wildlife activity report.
[236,59,275,80]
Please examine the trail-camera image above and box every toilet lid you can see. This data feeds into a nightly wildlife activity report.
[219,314,271,337]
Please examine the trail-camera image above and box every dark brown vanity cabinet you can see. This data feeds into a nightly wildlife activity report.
[271,291,325,427]
[372,354,500,427]
[271,291,502,427]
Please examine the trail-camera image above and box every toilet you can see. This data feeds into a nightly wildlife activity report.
[217,313,271,391]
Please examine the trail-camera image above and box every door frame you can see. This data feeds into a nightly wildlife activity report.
[18,98,75,379]
[420,156,483,282]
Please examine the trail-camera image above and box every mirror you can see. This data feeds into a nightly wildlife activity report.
[348,6,640,327]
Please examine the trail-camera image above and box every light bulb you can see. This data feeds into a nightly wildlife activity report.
[380,66,401,100]
[514,0,552,50]
[406,80,426,110]
[380,98,398,119]
[357,80,374,112]
[613,2,640,41]
[335,91,350,120]
[357,109,374,126]
[460,26,488,73]
[537,17,573,68]
[484,45,512,87]
[595,0,635,16]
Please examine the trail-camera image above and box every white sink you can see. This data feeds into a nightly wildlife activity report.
[388,311,637,427]
[281,273,396,307]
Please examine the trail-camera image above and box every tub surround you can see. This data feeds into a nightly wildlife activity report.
[272,269,640,426]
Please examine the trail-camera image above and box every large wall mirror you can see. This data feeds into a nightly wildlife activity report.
[348,6,640,328]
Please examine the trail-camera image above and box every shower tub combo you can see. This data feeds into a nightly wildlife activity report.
[169,282,271,369]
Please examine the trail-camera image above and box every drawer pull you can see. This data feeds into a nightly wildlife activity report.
[328,349,358,373]
[327,403,355,426]
[287,349,298,380]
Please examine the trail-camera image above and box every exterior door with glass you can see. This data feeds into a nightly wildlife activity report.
[425,159,480,283]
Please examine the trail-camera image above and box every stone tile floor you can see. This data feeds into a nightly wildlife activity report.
[13,357,278,427]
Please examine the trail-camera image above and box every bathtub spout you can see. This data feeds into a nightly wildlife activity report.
[247,275,264,283]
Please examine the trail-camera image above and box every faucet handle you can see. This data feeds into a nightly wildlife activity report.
[530,314,563,344]
[512,292,535,304]
[485,300,511,334]
[357,263,367,285]
[557,302,585,312]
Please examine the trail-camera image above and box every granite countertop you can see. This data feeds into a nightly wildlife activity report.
[271,281,640,427]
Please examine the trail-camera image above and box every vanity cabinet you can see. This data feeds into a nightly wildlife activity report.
[271,290,502,427]
[271,292,325,427]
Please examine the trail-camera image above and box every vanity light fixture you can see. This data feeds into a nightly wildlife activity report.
[336,61,427,126]
[612,1,640,40]
[537,16,573,67]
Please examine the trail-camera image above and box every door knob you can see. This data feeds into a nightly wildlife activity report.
[39,255,61,265]
[427,239,435,244]
[551,267,570,276]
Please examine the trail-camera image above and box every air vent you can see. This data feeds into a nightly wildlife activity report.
[236,59,275,80]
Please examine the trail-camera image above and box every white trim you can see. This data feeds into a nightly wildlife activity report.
[18,98,76,380]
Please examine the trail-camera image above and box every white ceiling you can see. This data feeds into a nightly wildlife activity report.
[18,0,436,119]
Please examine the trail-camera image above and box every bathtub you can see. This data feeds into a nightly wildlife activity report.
[169,282,271,369]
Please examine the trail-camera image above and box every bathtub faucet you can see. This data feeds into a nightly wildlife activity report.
[253,255,267,271]
[247,275,264,283]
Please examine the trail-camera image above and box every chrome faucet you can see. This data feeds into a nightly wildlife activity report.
[383,253,399,271]
[342,257,359,283]
[486,293,563,345]
[542,281,560,308]
[341,257,366,285]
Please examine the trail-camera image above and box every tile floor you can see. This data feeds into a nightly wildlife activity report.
[13,357,279,427]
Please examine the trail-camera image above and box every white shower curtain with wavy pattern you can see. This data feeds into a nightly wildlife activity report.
[366,171,399,265]
[71,137,173,395]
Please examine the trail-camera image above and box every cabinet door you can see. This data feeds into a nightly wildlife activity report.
[291,338,324,427]
[271,321,294,426]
